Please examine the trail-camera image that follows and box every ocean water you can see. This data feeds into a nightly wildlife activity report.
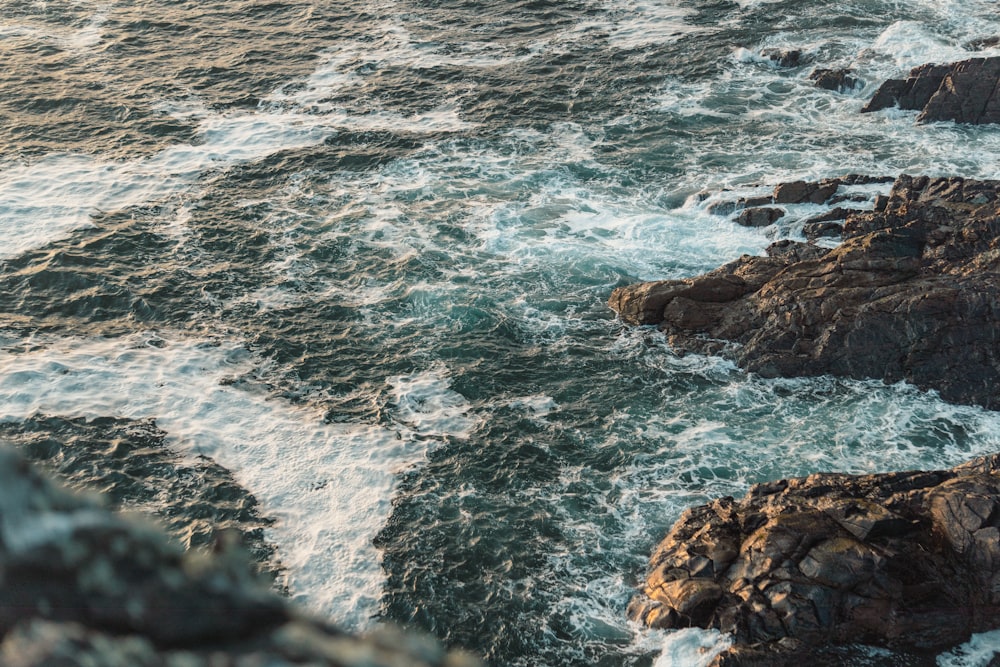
[1,1,999,665]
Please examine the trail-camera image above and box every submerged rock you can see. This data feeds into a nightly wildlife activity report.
[610,174,1000,410]
[966,36,1000,51]
[762,48,806,68]
[628,454,1000,666]
[0,445,480,667]
[705,175,893,222]
[808,68,860,93]
[863,57,1000,124]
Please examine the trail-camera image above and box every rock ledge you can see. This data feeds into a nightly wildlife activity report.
[609,174,1000,410]
[628,454,1000,666]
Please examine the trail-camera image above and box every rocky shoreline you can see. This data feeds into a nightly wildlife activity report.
[615,56,1000,665]
[610,173,1000,410]
[627,454,1000,666]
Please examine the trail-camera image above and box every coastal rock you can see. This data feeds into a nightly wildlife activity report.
[610,174,1000,409]
[762,48,805,68]
[801,221,842,241]
[862,57,1000,124]
[808,68,860,93]
[627,454,1000,665]
[705,176,893,220]
[773,180,838,205]
[966,36,1000,51]
[801,206,860,224]
[0,445,480,667]
[734,207,784,227]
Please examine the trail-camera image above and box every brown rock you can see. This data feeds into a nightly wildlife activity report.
[609,174,1000,410]
[808,68,860,93]
[628,454,1000,665]
[773,180,838,205]
[802,221,842,241]
[863,57,1000,124]
[762,48,806,68]
[735,207,785,227]
[966,36,1000,51]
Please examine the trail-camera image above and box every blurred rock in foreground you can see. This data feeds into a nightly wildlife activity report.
[0,444,479,667]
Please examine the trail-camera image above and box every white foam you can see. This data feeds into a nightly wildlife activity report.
[388,124,767,279]
[0,112,329,260]
[62,7,108,50]
[388,365,477,439]
[0,5,109,53]
[268,20,532,112]
[866,21,971,72]
[0,333,468,631]
[603,1,703,50]
[0,109,468,262]
[655,50,1000,189]
[0,17,474,262]
[654,628,733,667]
[938,629,1000,666]
[731,0,783,8]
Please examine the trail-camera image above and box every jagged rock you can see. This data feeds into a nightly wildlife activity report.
[809,68,860,93]
[762,48,806,68]
[609,174,1000,409]
[0,445,481,667]
[965,36,1000,51]
[801,207,862,224]
[708,195,774,217]
[735,207,784,227]
[801,221,843,241]
[628,454,1000,666]
[706,176,891,219]
[863,57,1000,124]
[773,180,839,205]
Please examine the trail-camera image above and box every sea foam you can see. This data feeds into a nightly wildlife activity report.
[0,332,470,631]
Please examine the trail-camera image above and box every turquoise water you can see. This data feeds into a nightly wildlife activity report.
[1,1,1000,665]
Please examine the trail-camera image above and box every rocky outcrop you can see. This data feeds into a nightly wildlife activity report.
[966,37,1000,51]
[809,68,860,93]
[735,207,785,227]
[703,175,893,229]
[0,444,480,667]
[627,454,1000,666]
[762,48,806,68]
[609,174,1000,410]
[863,57,1000,124]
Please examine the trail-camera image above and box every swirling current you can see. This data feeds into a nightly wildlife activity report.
[2,1,1000,665]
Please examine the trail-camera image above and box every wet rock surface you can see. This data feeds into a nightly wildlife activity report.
[0,445,480,667]
[627,454,1000,666]
[762,48,806,68]
[809,68,860,93]
[735,207,785,227]
[610,174,1000,410]
[863,57,1000,124]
